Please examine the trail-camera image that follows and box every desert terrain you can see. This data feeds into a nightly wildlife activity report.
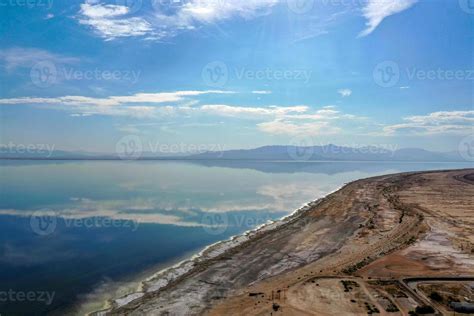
[97,169,474,316]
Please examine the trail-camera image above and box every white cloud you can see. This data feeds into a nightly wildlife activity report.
[78,0,278,40]
[196,103,363,135]
[0,90,366,134]
[359,0,418,37]
[165,0,278,24]
[254,105,367,136]
[337,88,352,97]
[383,110,474,135]
[200,104,308,118]
[198,104,360,136]
[80,0,418,41]
[407,111,474,124]
[0,90,232,107]
[0,47,79,71]
[0,90,233,118]
[79,3,154,39]
[258,120,341,136]
[252,90,272,94]
[81,2,128,18]
[283,107,364,121]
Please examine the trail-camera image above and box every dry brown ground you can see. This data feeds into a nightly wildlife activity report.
[358,170,474,279]
[106,169,473,316]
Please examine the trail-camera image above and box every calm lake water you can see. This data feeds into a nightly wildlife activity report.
[0,160,471,315]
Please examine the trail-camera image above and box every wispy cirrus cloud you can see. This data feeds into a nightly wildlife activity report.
[383,110,474,135]
[359,0,418,37]
[78,0,278,40]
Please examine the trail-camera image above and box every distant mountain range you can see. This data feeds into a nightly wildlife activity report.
[0,144,468,162]
[188,145,466,162]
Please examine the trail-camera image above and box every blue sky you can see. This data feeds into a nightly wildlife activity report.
[0,0,473,153]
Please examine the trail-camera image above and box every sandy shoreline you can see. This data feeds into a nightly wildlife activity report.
[91,185,341,315]
[94,169,474,315]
